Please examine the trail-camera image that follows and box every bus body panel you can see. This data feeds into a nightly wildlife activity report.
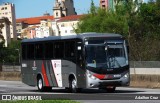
[21,59,86,88]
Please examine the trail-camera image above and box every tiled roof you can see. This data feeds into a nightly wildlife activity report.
[57,15,83,22]
[16,16,54,25]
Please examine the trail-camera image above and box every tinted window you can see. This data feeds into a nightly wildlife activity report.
[27,44,34,59]
[65,41,75,58]
[45,42,53,59]
[35,43,43,59]
[54,42,64,58]
[22,44,27,60]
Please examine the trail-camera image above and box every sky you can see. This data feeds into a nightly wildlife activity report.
[0,0,99,19]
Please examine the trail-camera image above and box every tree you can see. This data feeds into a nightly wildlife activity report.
[4,40,21,64]
[90,0,96,15]
[76,0,160,61]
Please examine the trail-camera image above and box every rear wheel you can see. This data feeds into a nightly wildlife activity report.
[37,76,52,92]
[37,77,45,92]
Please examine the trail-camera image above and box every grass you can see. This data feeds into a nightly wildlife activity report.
[0,100,80,103]
[130,74,160,88]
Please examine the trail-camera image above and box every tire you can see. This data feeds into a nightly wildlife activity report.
[37,77,45,92]
[69,78,77,93]
[37,77,52,92]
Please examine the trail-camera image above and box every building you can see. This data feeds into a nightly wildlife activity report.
[16,0,81,38]
[0,2,17,40]
[35,19,54,38]
[0,17,11,47]
[100,0,116,11]
[16,14,54,38]
[100,0,144,11]
[55,15,82,36]
[53,0,77,19]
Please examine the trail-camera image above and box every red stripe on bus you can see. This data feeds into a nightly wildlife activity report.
[42,62,50,86]
[93,74,105,79]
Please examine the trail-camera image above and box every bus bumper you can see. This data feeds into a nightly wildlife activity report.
[86,72,130,88]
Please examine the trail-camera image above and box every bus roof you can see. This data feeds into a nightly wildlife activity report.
[21,33,123,43]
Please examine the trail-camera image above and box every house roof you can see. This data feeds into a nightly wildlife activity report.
[57,15,83,22]
[16,15,83,25]
[16,16,54,25]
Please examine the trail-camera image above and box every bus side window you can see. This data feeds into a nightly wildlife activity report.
[54,42,64,59]
[35,43,43,59]
[22,44,27,60]
[45,42,53,59]
[27,44,35,60]
[65,41,75,58]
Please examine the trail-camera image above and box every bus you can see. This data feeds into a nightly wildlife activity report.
[21,33,129,93]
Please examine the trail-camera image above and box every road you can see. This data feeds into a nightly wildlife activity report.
[0,80,160,103]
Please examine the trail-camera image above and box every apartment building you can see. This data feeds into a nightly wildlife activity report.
[55,15,82,36]
[0,2,17,40]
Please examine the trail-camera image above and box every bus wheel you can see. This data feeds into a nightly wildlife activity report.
[37,77,45,92]
[69,78,77,93]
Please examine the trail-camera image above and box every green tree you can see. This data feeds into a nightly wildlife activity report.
[76,0,160,61]
[4,40,21,64]
[90,0,96,15]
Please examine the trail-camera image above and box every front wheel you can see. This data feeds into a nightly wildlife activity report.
[69,78,78,93]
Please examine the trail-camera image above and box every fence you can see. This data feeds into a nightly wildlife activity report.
[1,63,20,72]
[0,61,160,75]
[130,61,160,75]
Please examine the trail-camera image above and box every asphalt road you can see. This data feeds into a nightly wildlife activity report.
[0,80,160,103]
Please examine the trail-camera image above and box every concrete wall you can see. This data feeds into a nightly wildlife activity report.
[2,65,20,72]
[130,68,160,75]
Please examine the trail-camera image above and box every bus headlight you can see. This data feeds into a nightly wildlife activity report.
[89,74,97,80]
[123,73,129,78]
[87,71,97,80]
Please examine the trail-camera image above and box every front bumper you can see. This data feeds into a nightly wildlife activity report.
[86,72,130,88]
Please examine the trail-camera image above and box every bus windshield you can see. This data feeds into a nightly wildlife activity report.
[85,42,127,69]
[85,45,106,64]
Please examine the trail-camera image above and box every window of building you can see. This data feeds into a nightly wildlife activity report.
[56,12,58,16]
[65,30,67,33]
[70,30,74,33]
[61,24,64,27]
[1,7,4,10]
[5,7,7,10]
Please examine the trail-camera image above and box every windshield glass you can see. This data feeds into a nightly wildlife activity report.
[85,41,127,69]
[85,45,106,63]
[107,43,125,57]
